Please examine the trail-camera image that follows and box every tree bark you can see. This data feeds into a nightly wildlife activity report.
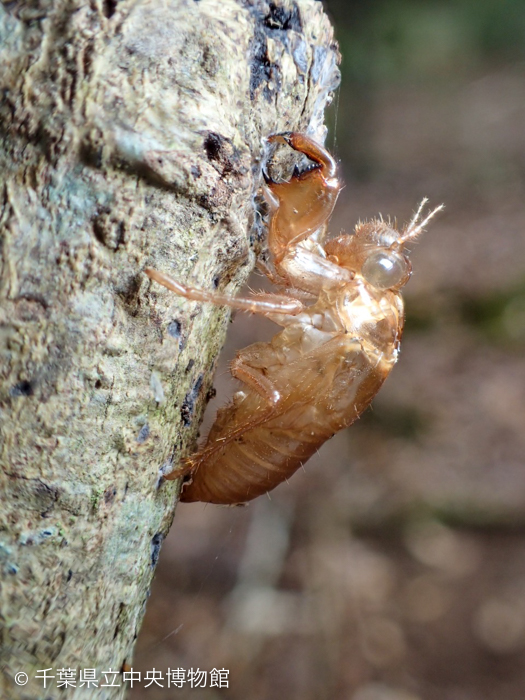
[0,0,339,696]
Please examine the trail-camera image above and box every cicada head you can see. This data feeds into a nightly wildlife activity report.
[325,200,443,291]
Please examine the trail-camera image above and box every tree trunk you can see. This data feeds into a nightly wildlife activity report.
[0,0,339,697]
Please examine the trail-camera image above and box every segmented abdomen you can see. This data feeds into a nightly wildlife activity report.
[180,361,388,504]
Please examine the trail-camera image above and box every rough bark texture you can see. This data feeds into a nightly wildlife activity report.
[0,0,339,697]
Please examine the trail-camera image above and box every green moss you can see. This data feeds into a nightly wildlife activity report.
[90,488,103,513]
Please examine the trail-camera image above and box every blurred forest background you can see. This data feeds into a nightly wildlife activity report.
[132,1,525,698]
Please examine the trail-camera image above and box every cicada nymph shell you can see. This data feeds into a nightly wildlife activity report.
[146,133,442,504]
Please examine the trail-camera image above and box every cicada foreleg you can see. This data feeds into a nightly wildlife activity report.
[265,132,342,264]
[267,132,337,179]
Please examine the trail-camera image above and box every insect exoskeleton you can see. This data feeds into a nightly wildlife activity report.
[145,132,442,505]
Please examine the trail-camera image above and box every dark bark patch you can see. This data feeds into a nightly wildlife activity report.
[102,0,118,18]
[249,25,283,101]
[81,39,95,79]
[250,27,272,100]
[167,319,186,350]
[204,132,226,162]
[79,138,104,169]
[167,319,181,338]
[150,533,164,568]
[113,602,126,640]
[264,2,302,32]
[203,132,244,177]
[181,373,204,426]
[10,380,34,397]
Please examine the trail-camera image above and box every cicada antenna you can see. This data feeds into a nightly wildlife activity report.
[397,199,444,245]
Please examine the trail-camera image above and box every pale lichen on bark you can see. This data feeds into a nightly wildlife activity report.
[0,0,339,697]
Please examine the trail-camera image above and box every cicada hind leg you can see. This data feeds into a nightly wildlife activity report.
[176,346,287,501]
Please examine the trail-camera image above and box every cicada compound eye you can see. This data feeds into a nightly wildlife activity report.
[361,249,411,290]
